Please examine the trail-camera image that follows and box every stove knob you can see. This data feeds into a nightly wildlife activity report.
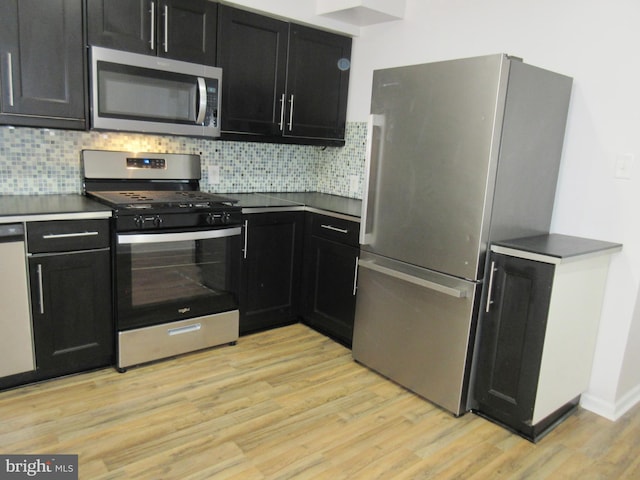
[222,212,231,224]
[134,215,145,228]
[153,215,163,227]
[206,213,220,225]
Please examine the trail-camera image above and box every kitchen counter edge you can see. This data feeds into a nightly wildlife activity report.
[225,192,361,221]
[0,194,113,223]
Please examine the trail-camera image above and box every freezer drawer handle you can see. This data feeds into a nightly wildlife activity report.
[359,259,467,298]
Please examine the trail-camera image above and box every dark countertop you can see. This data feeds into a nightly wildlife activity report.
[0,194,112,223]
[223,192,362,219]
[492,233,622,263]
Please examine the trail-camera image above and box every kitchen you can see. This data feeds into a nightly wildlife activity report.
[1,0,640,478]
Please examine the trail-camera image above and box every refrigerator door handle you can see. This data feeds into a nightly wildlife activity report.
[360,114,385,246]
[358,259,467,298]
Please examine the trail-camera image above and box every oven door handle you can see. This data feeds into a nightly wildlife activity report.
[118,227,241,245]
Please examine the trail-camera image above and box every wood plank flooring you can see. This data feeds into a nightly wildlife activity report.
[1,324,639,479]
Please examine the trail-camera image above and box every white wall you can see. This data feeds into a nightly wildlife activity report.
[348,0,640,420]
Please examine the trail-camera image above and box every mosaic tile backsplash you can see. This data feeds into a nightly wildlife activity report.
[0,123,367,198]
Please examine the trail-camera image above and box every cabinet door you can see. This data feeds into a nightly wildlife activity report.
[473,252,554,429]
[160,0,217,66]
[29,250,113,378]
[87,0,217,65]
[87,0,154,55]
[217,5,288,135]
[302,236,359,347]
[239,212,303,334]
[285,24,351,141]
[0,0,85,129]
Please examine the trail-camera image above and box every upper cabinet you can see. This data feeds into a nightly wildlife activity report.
[217,5,352,146]
[87,0,218,66]
[0,0,86,130]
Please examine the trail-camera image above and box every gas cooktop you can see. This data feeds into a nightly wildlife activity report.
[87,190,238,210]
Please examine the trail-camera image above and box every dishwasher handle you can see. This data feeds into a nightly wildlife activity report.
[0,223,24,242]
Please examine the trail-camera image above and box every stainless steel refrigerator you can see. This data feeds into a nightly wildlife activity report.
[352,54,572,416]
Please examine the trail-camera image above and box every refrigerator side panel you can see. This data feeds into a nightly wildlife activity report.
[360,54,508,281]
[353,252,479,415]
[488,62,573,245]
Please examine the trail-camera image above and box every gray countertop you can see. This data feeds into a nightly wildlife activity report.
[0,194,112,223]
[0,192,360,223]
[492,233,622,264]
[223,192,362,219]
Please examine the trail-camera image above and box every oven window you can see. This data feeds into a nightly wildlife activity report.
[116,234,239,330]
[132,240,224,306]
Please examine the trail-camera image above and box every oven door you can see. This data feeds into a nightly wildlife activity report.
[116,226,241,331]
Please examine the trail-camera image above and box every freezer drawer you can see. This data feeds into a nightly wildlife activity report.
[353,253,479,415]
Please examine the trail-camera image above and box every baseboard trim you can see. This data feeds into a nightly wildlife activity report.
[581,384,640,421]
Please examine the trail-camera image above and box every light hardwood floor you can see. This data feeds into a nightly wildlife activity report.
[1,324,639,479]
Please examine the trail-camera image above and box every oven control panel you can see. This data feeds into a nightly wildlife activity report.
[126,157,166,169]
[116,210,242,231]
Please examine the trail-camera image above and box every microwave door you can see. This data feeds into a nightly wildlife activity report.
[90,46,221,137]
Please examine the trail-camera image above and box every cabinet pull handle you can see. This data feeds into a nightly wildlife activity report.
[149,1,155,51]
[36,264,44,315]
[242,219,248,259]
[42,231,99,240]
[278,94,286,131]
[5,53,14,107]
[485,260,497,313]
[163,4,169,53]
[352,256,359,296]
[321,224,348,234]
[288,95,295,131]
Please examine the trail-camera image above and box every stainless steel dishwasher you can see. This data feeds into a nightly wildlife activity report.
[0,223,35,377]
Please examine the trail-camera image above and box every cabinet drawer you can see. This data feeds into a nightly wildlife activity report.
[27,219,110,253]
[310,213,359,246]
[118,311,239,368]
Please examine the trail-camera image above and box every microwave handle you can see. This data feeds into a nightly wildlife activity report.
[196,77,207,124]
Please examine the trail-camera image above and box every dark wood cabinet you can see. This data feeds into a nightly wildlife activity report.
[26,219,114,380]
[285,24,351,142]
[472,235,621,441]
[29,250,114,378]
[302,213,359,347]
[87,0,218,66]
[239,211,304,335]
[0,0,86,129]
[473,252,555,438]
[217,5,351,145]
[216,6,288,136]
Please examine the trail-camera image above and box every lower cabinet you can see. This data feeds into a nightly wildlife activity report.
[301,213,359,347]
[28,249,113,378]
[473,251,556,440]
[472,235,621,441]
[239,211,304,334]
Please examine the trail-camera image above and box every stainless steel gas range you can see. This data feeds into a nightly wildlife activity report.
[82,150,241,371]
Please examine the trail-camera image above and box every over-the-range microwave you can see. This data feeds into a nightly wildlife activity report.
[89,46,222,137]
